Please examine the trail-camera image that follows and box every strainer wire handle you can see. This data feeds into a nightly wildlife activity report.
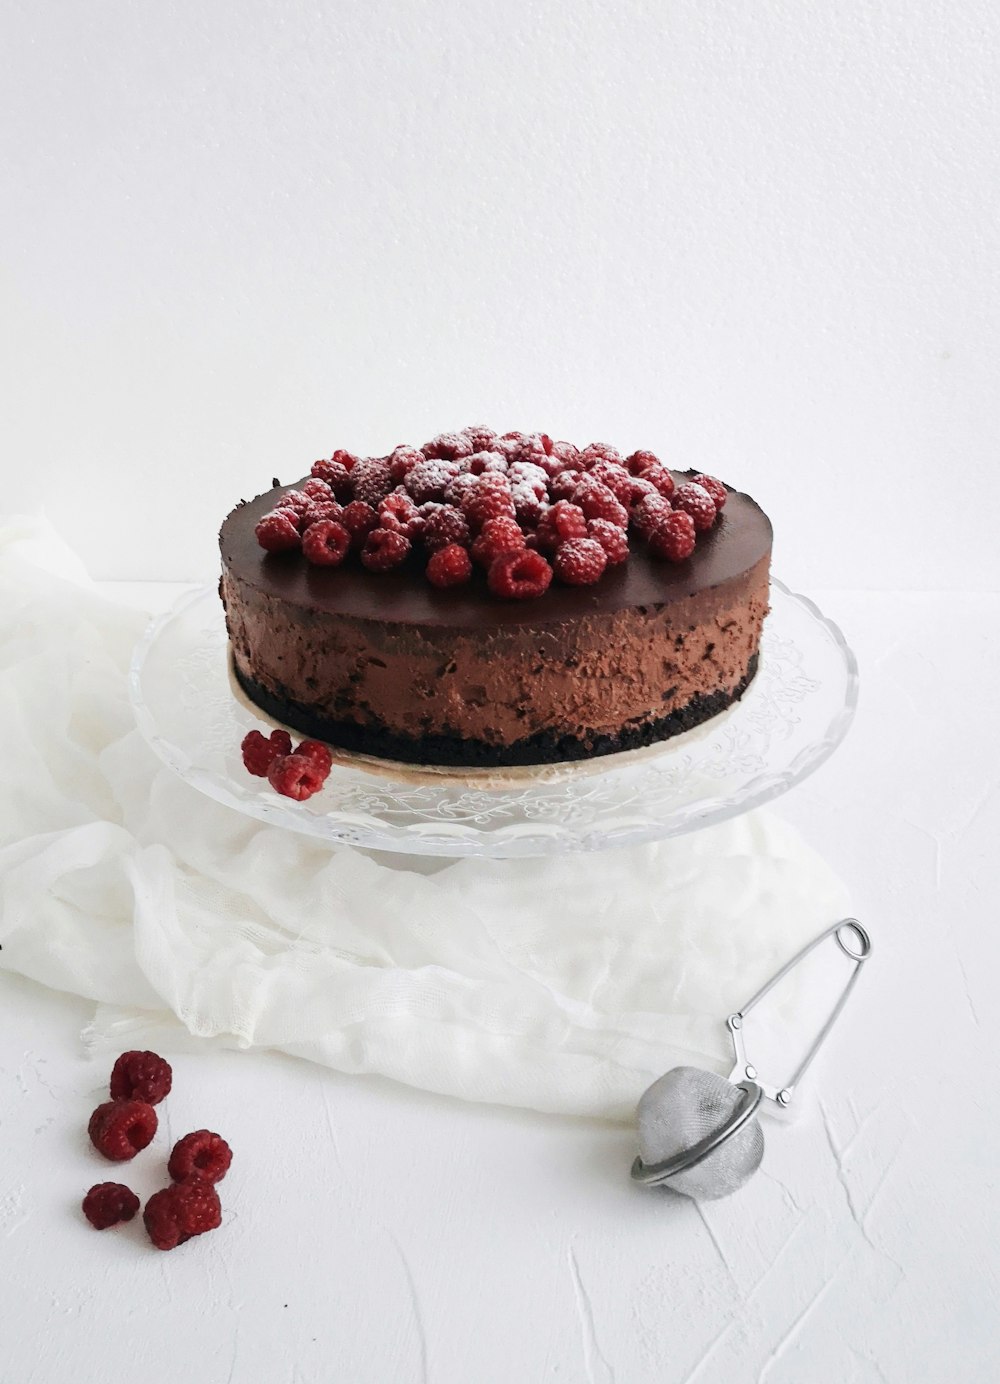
[728,918,872,1105]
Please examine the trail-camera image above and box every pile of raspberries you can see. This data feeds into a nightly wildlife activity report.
[253,427,727,600]
[82,1050,232,1251]
[240,727,332,799]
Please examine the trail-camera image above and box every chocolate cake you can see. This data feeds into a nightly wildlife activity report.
[220,432,771,770]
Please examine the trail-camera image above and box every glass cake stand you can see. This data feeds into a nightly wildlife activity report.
[129,580,858,858]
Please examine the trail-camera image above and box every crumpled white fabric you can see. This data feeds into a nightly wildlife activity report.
[0,517,851,1121]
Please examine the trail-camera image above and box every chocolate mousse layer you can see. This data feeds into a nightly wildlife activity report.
[220,479,772,767]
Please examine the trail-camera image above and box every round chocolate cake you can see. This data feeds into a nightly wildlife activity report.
[220,433,771,769]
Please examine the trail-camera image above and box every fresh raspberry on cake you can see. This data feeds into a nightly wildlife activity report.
[572,480,629,528]
[461,476,517,530]
[427,543,474,588]
[627,475,658,508]
[673,481,718,532]
[404,458,464,504]
[168,1130,233,1185]
[422,505,471,552]
[300,499,342,529]
[302,477,333,502]
[586,461,633,506]
[580,442,624,466]
[310,458,354,500]
[548,470,584,503]
[461,424,499,451]
[632,492,674,539]
[625,448,661,475]
[536,500,588,551]
[340,501,379,548]
[295,739,333,778]
[331,449,361,471]
[279,489,312,517]
[83,1182,140,1229]
[388,445,425,484]
[640,463,676,500]
[553,537,607,586]
[465,450,508,476]
[507,461,548,497]
[649,510,697,561]
[351,458,393,507]
[471,516,526,567]
[255,511,302,553]
[267,752,327,800]
[444,471,480,506]
[498,431,546,463]
[549,440,581,465]
[588,519,629,564]
[361,528,411,571]
[379,492,421,537]
[88,1099,158,1161]
[422,431,475,461]
[144,1178,222,1251]
[110,1050,173,1105]
[302,519,351,566]
[487,549,553,600]
[241,728,293,776]
[691,473,728,509]
[512,485,547,528]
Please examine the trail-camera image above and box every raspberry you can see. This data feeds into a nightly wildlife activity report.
[673,481,718,532]
[110,1050,173,1105]
[536,500,588,551]
[580,442,623,466]
[539,433,554,454]
[548,470,584,503]
[471,516,526,567]
[461,478,516,530]
[168,1130,233,1185]
[143,1178,222,1251]
[422,505,470,552]
[461,424,498,451]
[466,450,508,476]
[586,461,632,506]
[627,475,657,507]
[649,510,697,561]
[487,549,553,600]
[340,501,379,548]
[626,448,661,475]
[301,477,332,502]
[553,537,607,585]
[388,445,425,484]
[255,511,301,553]
[572,479,629,528]
[295,739,333,779]
[691,473,728,510]
[507,462,548,497]
[267,753,327,800]
[361,528,411,572]
[632,492,674,538]
[279,489,312,516]
[549,440,581,465]
[422,431,474,461]
[512,485,546,528]
[379,492,421,537]
[351,458,392,507]
[302,519,351,567]
[82,1182,140,1229]
[330,449,360,471]
[310,459,354,500]
[444,471,480,506]
[88,1099,158,1161]
[405,458,463,504]
[241,728,293,776]
[588,519,630,564]
[426,543,474,588]
[639,463,676,500]
[300,500,342,529]
[497,431,545,463]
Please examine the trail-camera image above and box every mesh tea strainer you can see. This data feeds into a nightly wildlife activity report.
[631,918,872,1201]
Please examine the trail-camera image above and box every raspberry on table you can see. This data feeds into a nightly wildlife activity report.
[88,1099,158,1162]
[295,739,333,779]
[588,519,630,564]
[553,537,608,585]
[168,1130,233,1185]
[340,501,380,548]
[487,549,553,600]
[267,753,327,800]
[691,473,728,509]
[673,481,718,532]
[302,519,351,567]
[649,510,697,561]
[350,458,393,508]
[255,511,301,553]
[241,729,294,776]
[536,500,588,551]
[361,528,411,572]
[471,516,525,567]
[82,1182,140,1230]
[110,1050,173,1105]
[422,505,470,552]
[426,543,474,588]
[572,480,629,529]
[144,1178,222,1251]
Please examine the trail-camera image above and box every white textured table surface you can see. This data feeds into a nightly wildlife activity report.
[1,588,997,1384]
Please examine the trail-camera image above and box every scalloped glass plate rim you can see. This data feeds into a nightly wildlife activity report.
[129,578,858,857]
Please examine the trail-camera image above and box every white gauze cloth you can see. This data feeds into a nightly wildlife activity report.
[0,517,851,1122]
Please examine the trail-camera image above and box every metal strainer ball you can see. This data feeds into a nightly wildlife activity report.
[631,919,872,1201]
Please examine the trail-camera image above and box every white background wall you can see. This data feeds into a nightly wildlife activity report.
[2,0,998,589]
